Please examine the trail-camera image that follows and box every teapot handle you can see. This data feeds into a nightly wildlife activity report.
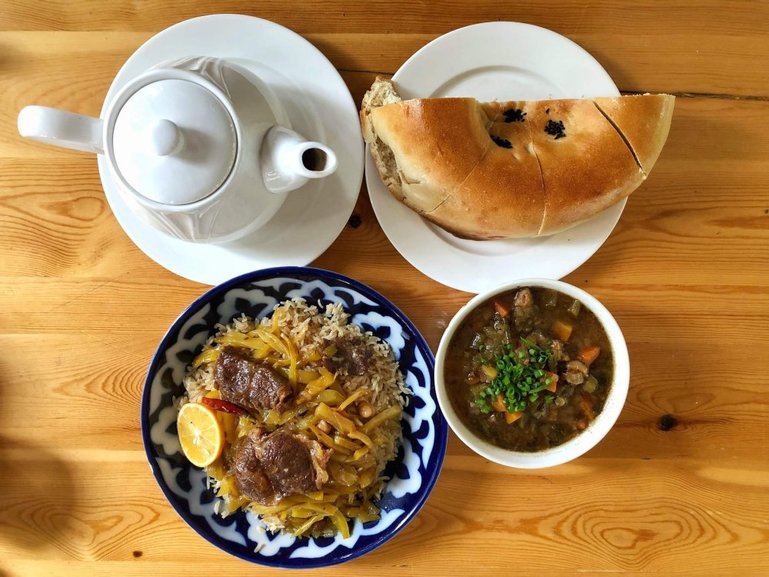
[17,106,103,154]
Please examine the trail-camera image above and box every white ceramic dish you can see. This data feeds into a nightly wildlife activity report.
[434,278,630,468]
[365,22,624,293]
[100,15,363,285]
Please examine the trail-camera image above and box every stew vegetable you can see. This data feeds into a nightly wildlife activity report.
[444,287,614,452]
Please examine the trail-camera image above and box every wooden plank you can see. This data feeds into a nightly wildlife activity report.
[0,0,767,95]
[0,457,767,574]
[2,2,769,576]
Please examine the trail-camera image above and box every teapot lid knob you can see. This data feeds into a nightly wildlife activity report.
[150,119,183,157]
[111,79,237,206]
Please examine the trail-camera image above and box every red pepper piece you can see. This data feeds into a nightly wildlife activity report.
[201,397,246,415]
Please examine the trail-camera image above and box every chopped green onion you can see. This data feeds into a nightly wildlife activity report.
[474,337,556,414]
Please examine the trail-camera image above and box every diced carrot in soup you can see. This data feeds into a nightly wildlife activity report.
[494,300,510,317]
[505,411,523,424]
[492,394,507,413]
[546,372,559,393]
[578,345,601,366]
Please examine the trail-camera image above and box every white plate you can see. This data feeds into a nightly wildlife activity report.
[366,22,623,294]
[100,15,363,285]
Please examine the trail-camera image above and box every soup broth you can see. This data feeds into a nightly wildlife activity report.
[444,287,613,452]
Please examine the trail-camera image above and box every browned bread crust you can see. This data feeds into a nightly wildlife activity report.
[361,78,674,239]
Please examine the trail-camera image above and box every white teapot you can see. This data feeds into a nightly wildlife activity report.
[17,56,338,243]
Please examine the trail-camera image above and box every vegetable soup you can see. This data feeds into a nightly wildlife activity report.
[444,287,613,452]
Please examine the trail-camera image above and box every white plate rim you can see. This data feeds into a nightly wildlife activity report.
[366,21,624,293]
[99,14,363,285]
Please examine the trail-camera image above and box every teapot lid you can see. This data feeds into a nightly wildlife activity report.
[111,79,236,205]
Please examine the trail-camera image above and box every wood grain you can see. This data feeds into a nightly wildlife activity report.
[2,2,769,576]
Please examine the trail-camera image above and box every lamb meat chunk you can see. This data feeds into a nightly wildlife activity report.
[230,430,274,503]
[214,346,294,413]
[346,340,372,376]
[321,337,372,376]
[564,360,589,385]
[231,430,330,505]
[513,288,536,332]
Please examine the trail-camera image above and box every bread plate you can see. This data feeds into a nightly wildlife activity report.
[365,22,624,293]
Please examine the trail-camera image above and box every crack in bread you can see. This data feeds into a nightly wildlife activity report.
[522,98,646,236]
[593,101,645,176]
[594,94,675,174]
[360,78,674,240]
[425,136,495,218]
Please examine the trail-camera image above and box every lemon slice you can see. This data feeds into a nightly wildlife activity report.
[177,402,224,467]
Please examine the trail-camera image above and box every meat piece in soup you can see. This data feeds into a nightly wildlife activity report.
[444,287,614,452]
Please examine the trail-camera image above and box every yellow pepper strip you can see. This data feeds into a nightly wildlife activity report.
[333,435,360,451]
[291,502,337,516]
[315,403,356,434]
[281,333,298,384]
[214,334,272,359]
[249,496,303,515]
[263,409,281,427]
[278,407,299,426]
[348,430,374,448]
[328,462,357,486]
[361,405,402,433]
[251,344,271,360]
[270,306,285,334]
[331,508,351,539]
[337,387,370,411]
[216,332,249,345]
[358,467,376,488]
[289,509,318,520]
[316,389,345,406]
[298,368,336,402]
[329,451,350,463]
[255,327,289,357]
[309,424,348,453]
[323,344,337,357]
[294,414,313,431]
[352,446,370,461]
[293,514,325,536]
[193,347,220,368]
[326,483,362,496]
[224,496,249,514]
[297,369,320,384]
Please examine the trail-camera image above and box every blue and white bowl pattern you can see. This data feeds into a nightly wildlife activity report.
[141,267,447,568]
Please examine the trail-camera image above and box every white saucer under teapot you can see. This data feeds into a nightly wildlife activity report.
[17,56,338,243]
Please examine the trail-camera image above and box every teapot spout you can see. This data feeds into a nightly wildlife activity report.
[260,126,338,194]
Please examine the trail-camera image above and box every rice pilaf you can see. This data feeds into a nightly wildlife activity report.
[178,298,408,538]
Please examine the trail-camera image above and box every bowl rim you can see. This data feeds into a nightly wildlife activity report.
[434,277,629,469]
[140,265,448,567]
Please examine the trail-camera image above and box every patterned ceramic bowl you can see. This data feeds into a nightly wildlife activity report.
[141,267,447,567]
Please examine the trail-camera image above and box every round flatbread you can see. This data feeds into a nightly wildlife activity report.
[361,78,674,239]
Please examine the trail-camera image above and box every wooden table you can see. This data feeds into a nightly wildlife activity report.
[2,2,768,575]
